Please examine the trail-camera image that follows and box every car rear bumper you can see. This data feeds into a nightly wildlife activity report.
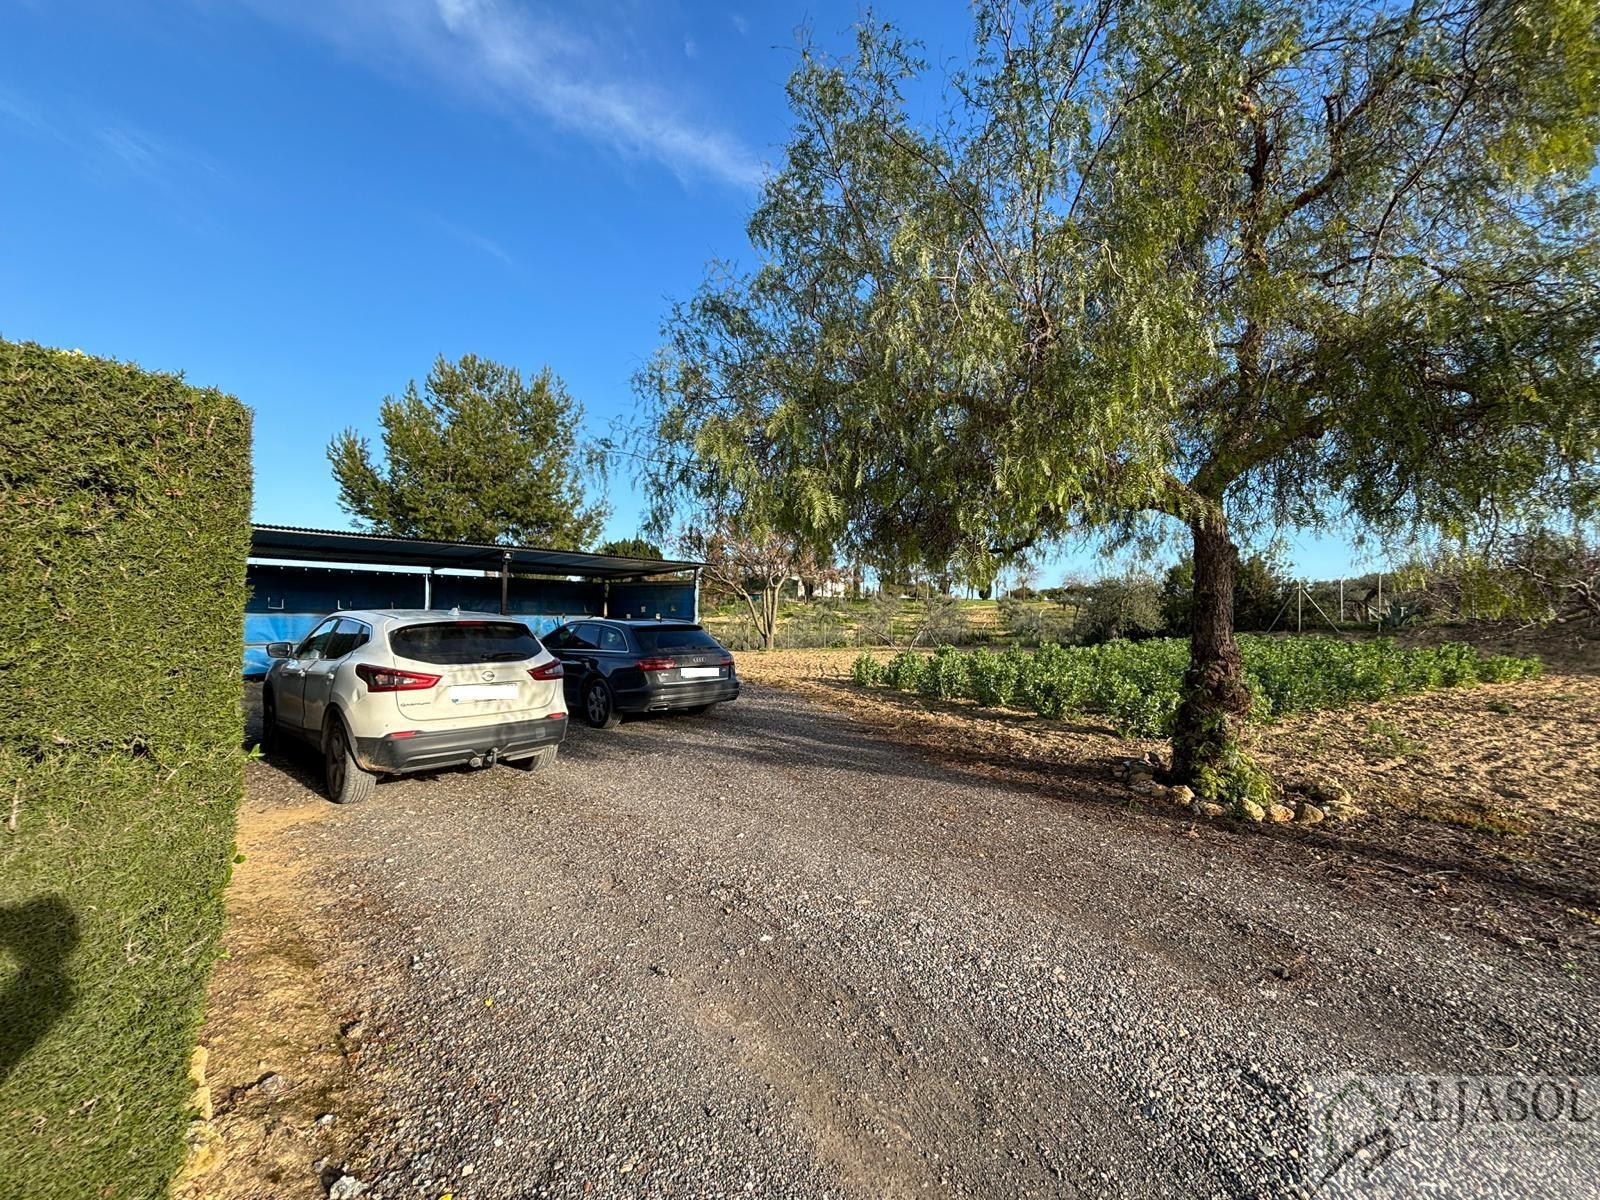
[614,677,741,713]
[355,716,567,773]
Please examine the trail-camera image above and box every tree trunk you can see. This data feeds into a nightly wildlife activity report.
[761,582,779,650]
[1170,515,1251,784]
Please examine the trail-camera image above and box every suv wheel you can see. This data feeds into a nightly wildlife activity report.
[513,746,558,771]
[324,716,376,805]
[583,680,621,729]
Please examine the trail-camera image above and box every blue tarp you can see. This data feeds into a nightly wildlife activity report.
[243,612,324,678]
[242,562,697,677]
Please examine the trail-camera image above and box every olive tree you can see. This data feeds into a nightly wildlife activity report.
[638,0,1600,800]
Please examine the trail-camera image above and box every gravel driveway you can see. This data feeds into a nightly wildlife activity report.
[248,687,1599,1199]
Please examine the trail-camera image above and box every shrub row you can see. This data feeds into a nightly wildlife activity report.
[0,341,253,1197]
[851,635,1541,737]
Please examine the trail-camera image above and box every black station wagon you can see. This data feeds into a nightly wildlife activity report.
[542,619,740,728]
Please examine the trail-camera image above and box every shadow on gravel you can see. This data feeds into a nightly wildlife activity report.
[768,680,1600,954]
[259,743,328,794]
[241,674,1596,952]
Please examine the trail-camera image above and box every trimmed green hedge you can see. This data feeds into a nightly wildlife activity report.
[0,341,252,1197]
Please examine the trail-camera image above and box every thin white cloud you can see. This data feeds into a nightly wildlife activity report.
[96,126,165,175]
[252,0,763,189]
[89,122,224,186]
[0,86,222,190]
[0,87,62,140]
[435,216,513,264]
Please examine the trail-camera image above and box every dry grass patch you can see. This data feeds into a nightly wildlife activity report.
[178,789,374,1200]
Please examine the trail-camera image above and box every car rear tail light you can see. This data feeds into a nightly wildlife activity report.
[637,656,677,672]
[547,711,566,720]
[717,653,734,665]
[355,663,441,692]
[528,660,564,680]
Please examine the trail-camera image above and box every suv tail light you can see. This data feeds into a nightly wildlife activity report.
[528,660,564,681]
[355,663,441,692]
[637,656,677,672]
[717,652,734,665]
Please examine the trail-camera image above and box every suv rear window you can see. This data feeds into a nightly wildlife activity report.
[635,625,723,654]
[390,621,542,665]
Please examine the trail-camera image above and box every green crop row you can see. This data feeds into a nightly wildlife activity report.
[851,636,1541,737]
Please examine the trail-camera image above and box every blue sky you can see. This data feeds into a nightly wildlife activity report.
[2,0,1366,581]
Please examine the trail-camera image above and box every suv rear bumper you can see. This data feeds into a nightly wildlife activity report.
[614,677,741,713]
[356,716,567,774]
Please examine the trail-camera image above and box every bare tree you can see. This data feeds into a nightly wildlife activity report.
[678,515,821,650]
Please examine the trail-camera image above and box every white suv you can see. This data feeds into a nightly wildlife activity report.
[261,609,567,803]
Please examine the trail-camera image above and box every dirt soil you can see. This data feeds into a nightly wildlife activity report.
[179,748,376,1200]
[739,636,1600,955]
[191,678,1599,1198]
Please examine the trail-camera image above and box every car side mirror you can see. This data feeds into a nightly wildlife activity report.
[266,642,293,659]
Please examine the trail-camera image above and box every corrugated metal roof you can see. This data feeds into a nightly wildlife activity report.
[250,524,700,580]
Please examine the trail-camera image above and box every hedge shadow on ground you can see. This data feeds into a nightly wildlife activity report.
[0,897,78,1086]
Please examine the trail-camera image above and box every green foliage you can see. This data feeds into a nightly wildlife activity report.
[1078,572,1165,644]
[639,1,1600,578]
[1243,637,1540,718]
[1391,529,1600,626]
[996,595,1074,645]
[851,652,887,686]
[702,620,762,652]
[0,340,252,1197]
[329,353,607,548]
[921,645,972,699]
[637,0,1600,779]
[884,650,931,692]
[709,600,854,650]
[1192,745,1276,813]
[856,635,1540,739]
[918,593,973,645]
[853,591,904,646]
[776,601,852,649]
[1161,553,1291,633]
[967,647,1029,708]
[595,537,664,560]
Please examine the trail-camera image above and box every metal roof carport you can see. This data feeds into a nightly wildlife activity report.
[243,525,704,677]
[251,524,700,580]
